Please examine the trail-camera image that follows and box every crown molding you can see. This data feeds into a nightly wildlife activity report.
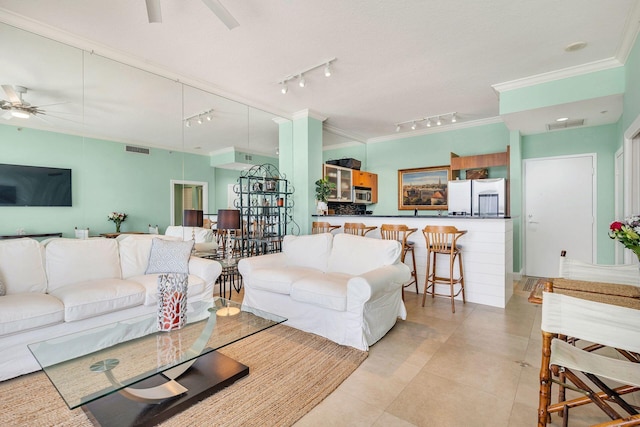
[291,109,327,122]
[322,124,366,143]
[491,58,623,93]
[367,116,504,144]
[616,0,640,64]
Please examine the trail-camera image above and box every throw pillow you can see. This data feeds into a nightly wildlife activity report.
[145,238,194,274]
[0,278,5,296]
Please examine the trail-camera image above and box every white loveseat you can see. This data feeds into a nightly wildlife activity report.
[238,233,410,351]
[0,234,222,381]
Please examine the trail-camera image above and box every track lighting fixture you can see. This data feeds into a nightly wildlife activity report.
[278,58,336,94]
[184,108,214,128]
[394,112,459,133]
[324,63,332,77]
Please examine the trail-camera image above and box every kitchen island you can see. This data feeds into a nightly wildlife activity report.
[313,215,513,308]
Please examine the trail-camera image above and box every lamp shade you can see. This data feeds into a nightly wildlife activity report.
[183,209,203,227]
[217,209,240,230]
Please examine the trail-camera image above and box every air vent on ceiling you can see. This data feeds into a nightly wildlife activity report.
[125,145,150,155]
[546,119,585,131]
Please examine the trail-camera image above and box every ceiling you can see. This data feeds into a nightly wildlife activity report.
[1,0,639,155]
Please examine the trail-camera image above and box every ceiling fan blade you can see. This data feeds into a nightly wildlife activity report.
[201,0,239,29]
[145,0,162,23]
[2,85,21,104]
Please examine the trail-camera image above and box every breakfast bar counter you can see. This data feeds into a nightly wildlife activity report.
[313,215,513,308]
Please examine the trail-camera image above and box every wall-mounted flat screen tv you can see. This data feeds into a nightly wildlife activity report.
[0,163,72,207]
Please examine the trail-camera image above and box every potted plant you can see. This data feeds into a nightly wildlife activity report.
[315,177,336,215]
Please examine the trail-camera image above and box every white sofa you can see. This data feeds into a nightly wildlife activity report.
[238,233,410,351]
[0,234,222,381]
[165,225,217,252]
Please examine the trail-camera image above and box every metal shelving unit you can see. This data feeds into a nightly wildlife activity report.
[234,164,294,256]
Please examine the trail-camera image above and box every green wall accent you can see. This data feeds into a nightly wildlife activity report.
[522,123,619,264]
[366,122,511,215]
[0,124,213,237]
[500,67,625,115]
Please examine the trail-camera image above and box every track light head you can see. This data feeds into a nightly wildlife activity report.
[324,63,332,77]
[411,122,417,130]
[197,117,203,125]
[395,124,400,132]
[185,120,191,128]
[298,74,306,88]
[280,82,288,94]
[206,115,212,121]
[451,113,457,123]
[426,119,431,127]
[436,117,442,126]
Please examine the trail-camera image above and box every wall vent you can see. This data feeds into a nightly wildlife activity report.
[546,119,585,131]
[244,154,252,161]
[125,145,150,155]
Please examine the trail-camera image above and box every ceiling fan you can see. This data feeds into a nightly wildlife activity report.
[0,85,45,120]
[145,0,239,30]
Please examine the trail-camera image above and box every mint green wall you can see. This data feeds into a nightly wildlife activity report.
[214,168,241,210]
[0,124,214,237]
[500,67,625,115]
[367,122,511,215]
[522,123,619,264]
[623,30,640,132]
[291,116,323,233]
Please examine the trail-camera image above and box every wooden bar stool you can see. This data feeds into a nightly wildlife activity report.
[311,221,341,234]
[422,225,467,313]
[380,224,418,298]
[343,222,377,236]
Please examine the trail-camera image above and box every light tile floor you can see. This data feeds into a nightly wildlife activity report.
[287,283,639,427]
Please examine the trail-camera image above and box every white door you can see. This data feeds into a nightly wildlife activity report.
[524,155,596,277]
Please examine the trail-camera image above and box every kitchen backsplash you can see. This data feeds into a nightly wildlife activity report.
[328,202,366,215]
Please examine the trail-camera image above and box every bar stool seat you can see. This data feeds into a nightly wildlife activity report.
[343,222,377,236]
[380,224,418,299]
[422,225,466,313]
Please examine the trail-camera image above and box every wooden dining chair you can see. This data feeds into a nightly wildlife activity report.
[343,222,377,236]
[380,224,418,298]
[311,221,341,234]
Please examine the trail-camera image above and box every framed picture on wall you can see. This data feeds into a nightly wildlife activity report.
[398,165,451,210]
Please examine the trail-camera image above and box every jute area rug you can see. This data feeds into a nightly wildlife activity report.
[0,325,367,427]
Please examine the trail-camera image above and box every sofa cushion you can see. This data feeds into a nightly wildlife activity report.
[290,272,351,311]
[45,238,122,292]
[282,233,333,271]
[328,234,402,276]
[128,273,206,306]
[146,238,194,274]
[118,234,181,278]
[48,279,145,322]
[248,266,321,295]
[0,293,64,336]
[0,238,47,294]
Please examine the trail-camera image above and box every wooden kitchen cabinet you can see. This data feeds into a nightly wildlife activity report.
[353,170,378,203]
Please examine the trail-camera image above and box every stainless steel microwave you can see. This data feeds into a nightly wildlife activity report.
[353,187,373,204]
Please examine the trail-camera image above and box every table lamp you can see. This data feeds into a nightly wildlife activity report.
[217,209,240,259]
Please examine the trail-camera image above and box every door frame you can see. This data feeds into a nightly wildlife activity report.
[522,153,597,275]
[170,180,209,225]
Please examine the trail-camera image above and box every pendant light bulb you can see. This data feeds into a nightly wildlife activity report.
[298,74,306,88]
[324,63,332,77]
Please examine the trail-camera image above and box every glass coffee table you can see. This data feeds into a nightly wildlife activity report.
[28,298,286,427]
